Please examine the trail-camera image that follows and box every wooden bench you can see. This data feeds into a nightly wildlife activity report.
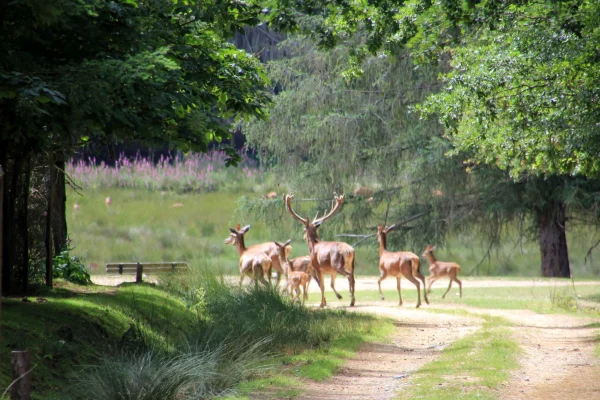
[106,262,189,283]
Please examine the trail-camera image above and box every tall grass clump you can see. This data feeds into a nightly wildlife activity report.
[162,268,380,351]
[73,340,273,400]
[67,150,273,193]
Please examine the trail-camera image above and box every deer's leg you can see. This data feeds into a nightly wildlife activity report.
[414,269,430,305]
[275,270,282,288]
[348,273,355,307]
[454,275,463,298]
[442,278,453,299]
[330,273,343,300]
[292,285,300,303]
[302,284,308,304]
[427,276,437,293]
[317,270,326,308]
[378,269,387,301]
[396,277,403,306]
[404,273,422,308]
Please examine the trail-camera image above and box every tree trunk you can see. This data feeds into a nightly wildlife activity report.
[15,158,31,293]
[45,154,55,287]
[537,201,570,277]
[52,156,67,255]
[0,163,4,340]
[2,155,19,294]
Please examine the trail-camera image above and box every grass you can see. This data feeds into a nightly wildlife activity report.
[219,316,394,399]
[0,282,197,399]
[0,275,391,400]
[355,281,600,316]
[67,187,600,278]
[396,315,519,400]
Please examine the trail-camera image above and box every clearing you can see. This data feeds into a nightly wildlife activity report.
[91,275,600,399]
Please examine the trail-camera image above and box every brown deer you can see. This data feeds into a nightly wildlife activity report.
[225,224,292,286]
[353,186,373,198]
[224,224,288,286]
[284,193,356,307]
[421,245,462,298]
[376,225,429,307]
[289,255,314,275]
[273,241,312,304]
[265,191,278,199]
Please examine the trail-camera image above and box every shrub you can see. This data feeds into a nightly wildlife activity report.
[72,338,272,399]
[53,244,91,285]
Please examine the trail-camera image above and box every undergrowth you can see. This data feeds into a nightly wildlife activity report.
[397,315,519,400]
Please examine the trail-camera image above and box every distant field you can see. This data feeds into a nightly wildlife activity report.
[67,188,600,278]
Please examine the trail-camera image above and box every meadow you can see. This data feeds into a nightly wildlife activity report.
[2,152,598,400]
[66,152,600,278]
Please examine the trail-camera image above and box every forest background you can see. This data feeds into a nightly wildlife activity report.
[2,0,600,295]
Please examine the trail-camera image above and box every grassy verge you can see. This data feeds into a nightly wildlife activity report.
[0,282,197,399]
[397,314,519,400]
[356,282,600,316]
[1,275,389,399]
[220,317,394,400]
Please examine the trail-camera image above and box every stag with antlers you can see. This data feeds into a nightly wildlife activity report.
[376,225,429,307]
[284,193,356,307]
[422,245,463,298]
[224,224,290,286]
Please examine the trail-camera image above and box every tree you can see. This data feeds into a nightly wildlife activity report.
[0,0,271,293]
[266,0,600,178]
[242,26,600,277]
[255,1,600,277]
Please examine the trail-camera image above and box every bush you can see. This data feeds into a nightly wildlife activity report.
[53,244,91,285]
[72,338,272,399]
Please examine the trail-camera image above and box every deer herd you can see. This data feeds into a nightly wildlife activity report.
[224,193,462,308]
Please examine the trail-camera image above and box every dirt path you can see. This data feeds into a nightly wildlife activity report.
[91,274,600,292]
[295,302,600,400]
[295,304,481,400]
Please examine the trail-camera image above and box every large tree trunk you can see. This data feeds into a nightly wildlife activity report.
[2,155,18,294]
[15,158,31,293]
[52,155,68,255]
[537,201,570,277]
[45,155,55,287]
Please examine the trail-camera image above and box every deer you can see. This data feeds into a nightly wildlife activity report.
[273,240,312,304]
[284,193,356,307]
[421,244,462,298]
[224,225,271,286]
[376,225,429,307]
[289,255,314,275]
[224,224,290,286]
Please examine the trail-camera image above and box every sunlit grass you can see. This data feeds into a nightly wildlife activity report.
[67,187,600,278]
[354,283,600,315]
[396,315,519,400]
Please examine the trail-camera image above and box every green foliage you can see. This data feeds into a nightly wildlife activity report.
[266,0,600,178]
[52,244,92,285]
[1,0,271,159]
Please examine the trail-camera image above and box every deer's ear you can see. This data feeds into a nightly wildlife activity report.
[273,241,281,248]
[284,239,292,246]
[240,225,251,233]
[313,220,322,227]
[229,228,237,234]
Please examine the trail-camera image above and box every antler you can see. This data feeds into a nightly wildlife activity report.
[283,194,309,226]
[384,224,396,233]
[313,193,345,226]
